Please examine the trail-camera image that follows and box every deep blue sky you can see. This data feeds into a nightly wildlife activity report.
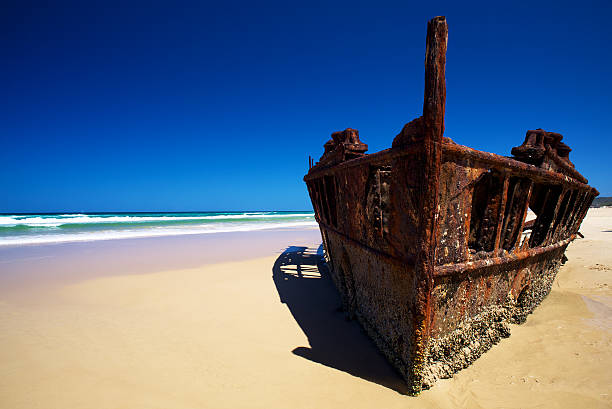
[2,1,611,212]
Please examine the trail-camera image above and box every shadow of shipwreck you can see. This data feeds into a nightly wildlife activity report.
[272,245,408,394]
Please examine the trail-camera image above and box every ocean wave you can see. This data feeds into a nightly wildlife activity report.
[0,212,314,228]
[0,220,318,246]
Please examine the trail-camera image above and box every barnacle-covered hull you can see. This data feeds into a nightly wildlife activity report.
[304,17,598,394]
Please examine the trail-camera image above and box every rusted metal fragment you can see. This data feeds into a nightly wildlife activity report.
[469,170,505,253]
[500,177,532,251]
[365,165,392,238]
[512,129,565,164]
[436,162,484,265]
[303,16,598,395]
[317,128,368,169]
[512,128,588,183]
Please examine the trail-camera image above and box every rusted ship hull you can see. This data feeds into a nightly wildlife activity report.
[304,17,598,394]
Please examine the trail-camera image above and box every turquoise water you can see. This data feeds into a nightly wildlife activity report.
[0,212,316,246]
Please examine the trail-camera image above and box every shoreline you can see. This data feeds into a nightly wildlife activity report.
[0,227,321,296]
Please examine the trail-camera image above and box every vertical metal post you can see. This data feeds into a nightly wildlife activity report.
[410,15,447,395]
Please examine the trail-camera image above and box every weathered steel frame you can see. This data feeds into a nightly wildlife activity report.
[303,16,599,394]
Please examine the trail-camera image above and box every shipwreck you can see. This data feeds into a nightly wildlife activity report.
[304,16,598,394]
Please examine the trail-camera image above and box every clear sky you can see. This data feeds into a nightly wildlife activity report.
[2,0,611,212]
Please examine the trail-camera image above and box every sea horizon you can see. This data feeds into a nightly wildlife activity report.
[0,211,317,246]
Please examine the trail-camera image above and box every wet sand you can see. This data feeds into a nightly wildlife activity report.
[0,210,610,408]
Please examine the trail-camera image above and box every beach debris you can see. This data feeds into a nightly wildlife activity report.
[304,16,598,395]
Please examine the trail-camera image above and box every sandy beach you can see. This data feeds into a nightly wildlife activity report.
[1,210,610,409]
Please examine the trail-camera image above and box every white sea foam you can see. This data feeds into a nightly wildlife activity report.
[0,213,314,227]
[0,220,318,246]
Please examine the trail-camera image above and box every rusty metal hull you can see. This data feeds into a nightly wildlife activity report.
[304,17,598,394]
